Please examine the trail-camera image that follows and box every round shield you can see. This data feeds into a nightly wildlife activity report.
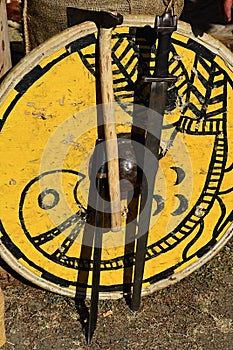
[0,16,232,299]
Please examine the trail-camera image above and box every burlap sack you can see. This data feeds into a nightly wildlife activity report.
[23,0,184,51]
[0,287,6,348]
[0,0,12,78]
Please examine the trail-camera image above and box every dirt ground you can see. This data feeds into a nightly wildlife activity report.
[1,3,233,349]
[0,240,232,350]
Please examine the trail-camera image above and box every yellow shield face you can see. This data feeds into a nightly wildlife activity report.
[0,18,232,298]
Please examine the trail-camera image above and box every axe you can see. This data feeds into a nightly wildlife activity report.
[67,7,123,232]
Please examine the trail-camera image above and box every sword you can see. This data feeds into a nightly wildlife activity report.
[131,11,177,311]
[67,8,123,342]
[87,140,106,344]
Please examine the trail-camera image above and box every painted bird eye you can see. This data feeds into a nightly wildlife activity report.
[38,189,60,210]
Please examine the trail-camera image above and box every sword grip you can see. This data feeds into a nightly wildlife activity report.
[154,32,172,78]
[154,12,177,78]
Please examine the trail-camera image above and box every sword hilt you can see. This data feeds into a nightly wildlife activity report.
[154,12,177,78]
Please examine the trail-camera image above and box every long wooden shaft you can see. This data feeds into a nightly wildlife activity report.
[0,287,6,347]
[99,27,122,232]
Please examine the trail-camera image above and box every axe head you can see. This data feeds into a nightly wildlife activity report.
[67,7,123,29]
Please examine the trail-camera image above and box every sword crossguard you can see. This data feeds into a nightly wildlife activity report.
[143,76,177,83]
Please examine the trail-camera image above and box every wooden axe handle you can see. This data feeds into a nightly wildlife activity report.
[99,27,121,232]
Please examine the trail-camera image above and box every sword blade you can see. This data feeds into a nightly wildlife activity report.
[131,82,167,311]
[87,182,104,344]
[131,10,177,311]
[87,142,105,344]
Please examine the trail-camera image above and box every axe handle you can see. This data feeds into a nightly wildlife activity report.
[99,27,122,232]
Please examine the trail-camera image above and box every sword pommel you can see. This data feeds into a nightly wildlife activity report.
[155,12,177,35]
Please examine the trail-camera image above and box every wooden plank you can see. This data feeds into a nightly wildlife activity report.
[0,287,6,347]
